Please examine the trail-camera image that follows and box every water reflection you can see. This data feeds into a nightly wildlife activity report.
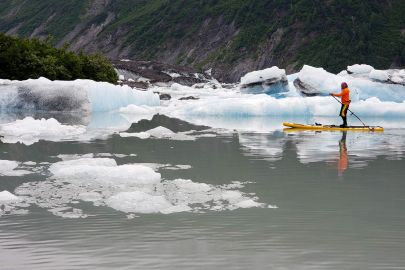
[238,129,405,170]
[338,132,348,176]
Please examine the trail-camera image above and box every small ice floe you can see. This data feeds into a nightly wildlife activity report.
[0,117,86,145]
[0,191,27,217]
[120,126,195,141]
[0,160,33,176]
[0,190,20,202]
[12,157,272,218]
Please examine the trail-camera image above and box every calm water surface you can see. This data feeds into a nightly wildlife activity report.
[1,116,404,270]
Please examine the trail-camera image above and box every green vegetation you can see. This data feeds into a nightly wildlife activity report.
[0,34,118,83]
[291,0,405,72]
[0,0,89,41]
[0,0,404,74]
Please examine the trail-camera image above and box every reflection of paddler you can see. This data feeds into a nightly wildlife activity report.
[338,132,348,176]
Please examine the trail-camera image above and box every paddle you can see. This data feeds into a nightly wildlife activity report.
[330,95,367,127]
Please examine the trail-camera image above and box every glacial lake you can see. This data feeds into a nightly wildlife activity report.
[1,114,405,270]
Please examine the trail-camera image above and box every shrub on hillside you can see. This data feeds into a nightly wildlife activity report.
[0,34,117,83]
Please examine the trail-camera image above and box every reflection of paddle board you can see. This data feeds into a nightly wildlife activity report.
[283,122,384,132]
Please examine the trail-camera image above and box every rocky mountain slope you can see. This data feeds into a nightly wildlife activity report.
[1,0,404,82]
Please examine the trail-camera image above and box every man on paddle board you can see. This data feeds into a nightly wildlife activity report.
[330,82,351,127]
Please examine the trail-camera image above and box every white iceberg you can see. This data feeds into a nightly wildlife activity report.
[0,117,86,145]
[0,77,160,113]
[240,67,289,97]
[347,64,374,74]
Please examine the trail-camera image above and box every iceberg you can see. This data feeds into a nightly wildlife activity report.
[240,67,289,97]
[294,65,405,102]
[0,77,160,113]
[347,64,374,74]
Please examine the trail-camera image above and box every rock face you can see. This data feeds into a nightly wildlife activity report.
[1,1,404,82]
[114,60,212,87]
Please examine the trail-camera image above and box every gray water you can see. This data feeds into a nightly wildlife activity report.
[1,115,405,270]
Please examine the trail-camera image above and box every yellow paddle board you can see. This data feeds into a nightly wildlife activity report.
[283,122,384,132]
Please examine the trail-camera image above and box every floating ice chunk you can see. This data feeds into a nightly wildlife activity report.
[0,160,32,176]
[221,190,243,201]
[78,192,103,202]
[0,191,20,202]
[369,70,389,82]
[22,161,36,166]
[160,204,192,214]
[48,207,87,218]
[164,164,192,170]
[235,199,263,208]
[0,160,18,172]
[120,132,151,139]
[294,65,342,96]
[148,126,175,137]
[240,67,286,85]
[57,153,94,161]
[0,117,86,145]
[347,64,374,74]
[120,126,194,141]
[0,77,160,113]
[49,158,161,185]
[391,70,405,85]
[106,191,174,214]
[15,175,270,217]
[294,65,405,102]
[240,67,289,97]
